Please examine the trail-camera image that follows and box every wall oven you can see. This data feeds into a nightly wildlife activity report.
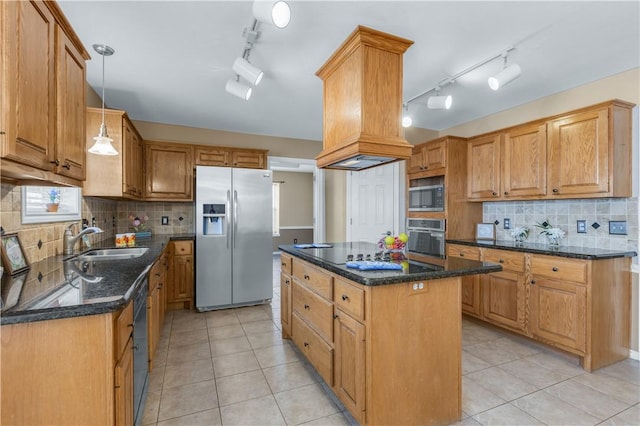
[407,219,446,258]
[408,176,444,212]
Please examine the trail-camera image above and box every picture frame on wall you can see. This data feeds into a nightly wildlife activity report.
[0,233,30,275]
[21,186,81,224]
[476,223,496,240]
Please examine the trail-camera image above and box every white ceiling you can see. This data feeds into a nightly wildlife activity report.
[58,1,639,143]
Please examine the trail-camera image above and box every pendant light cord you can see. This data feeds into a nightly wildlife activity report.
[101,48,106,128]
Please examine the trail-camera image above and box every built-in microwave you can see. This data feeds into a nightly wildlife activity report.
[407,219,446,258]
[408,176,444,212]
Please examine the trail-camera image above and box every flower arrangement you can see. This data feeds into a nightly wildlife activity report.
[535,219,565,245]
[510,226,530,243]
[48,188,61,204]
[129,214,149,233]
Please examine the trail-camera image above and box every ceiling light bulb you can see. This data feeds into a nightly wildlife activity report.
[427,95,453,110]
[89,135,118,156]
[402,115,413,128]
[488,63,521,91]
[252,0,291,29]
[226,79,252,100]
[232,57,264,86]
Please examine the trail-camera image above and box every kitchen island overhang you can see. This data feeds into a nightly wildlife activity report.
[278,242,501,425]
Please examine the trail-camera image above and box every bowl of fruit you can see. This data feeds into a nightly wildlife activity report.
[378,232,409,259]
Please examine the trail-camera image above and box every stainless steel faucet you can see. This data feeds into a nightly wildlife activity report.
[63,223,103,255]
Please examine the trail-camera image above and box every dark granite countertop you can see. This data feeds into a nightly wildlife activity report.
[446,239,637,260]
[279,242,502,286]
[0,234,194,325]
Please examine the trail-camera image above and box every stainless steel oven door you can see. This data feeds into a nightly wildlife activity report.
[407,229,445,258]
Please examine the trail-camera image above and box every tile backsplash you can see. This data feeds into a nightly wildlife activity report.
[483,198,638,252]
[116,201,194,235]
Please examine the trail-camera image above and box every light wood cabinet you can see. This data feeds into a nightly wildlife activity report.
[195,146,230,167]
[1,0,89,186]
[502,123,547,198]
[467,133,502,199]
[194,146,267,169]
[282,255,462,425]
[145,142,194,201]
[167,241,194,310]
[84,108,144,198]
[231,150,266,169]
[482,270,526,332]
[148,249,168,371]
[280,253,293,338]
[408,138,446,174]
[447,244,482,317]
[1,301,134,424]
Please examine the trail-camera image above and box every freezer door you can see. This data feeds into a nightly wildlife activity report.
[232,168,273,304]
[195,166,232,309]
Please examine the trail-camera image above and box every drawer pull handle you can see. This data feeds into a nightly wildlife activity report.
[304,274,310,280]
[530,280,536,285]
[552,188,559,193]
[504,191,509,196]
[499,259,504,263]
[304,304,310,310]
[552,267,558,272]
[50,159,60,166]
[304,342,309,347]
[62,161,71,170]
[281,262,286,267]
[459,253,464,257]
[285,279,290,284]
[492,192,498,196]
[333,314,338,319]
[341,295,349,301]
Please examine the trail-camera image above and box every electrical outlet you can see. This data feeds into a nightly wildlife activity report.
[161,216,169,225]
[503,218,510,229]
[577,220,587,233]
[609,221,627,235]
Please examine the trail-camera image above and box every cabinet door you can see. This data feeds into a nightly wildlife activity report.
[280,274,292,338]
[195,147,230,166]
[407,148,425,174]
[231,150,266,169]
[447,245,482,317]
[147,287,159,368]
[482,270,526,331]
[172,255,194,302]
[1,0,56,169]
[115,337,134,426]
[55,25,86,180]
[333,309,366,424]
[529,277,586,353]
[503,123,546,198]
[467,134,501,199]
[408,139,446,174]
[123,121,143,197]
[548,107,609,196]
[145,143,194,200]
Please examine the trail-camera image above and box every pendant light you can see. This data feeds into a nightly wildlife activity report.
[88,44,118,156]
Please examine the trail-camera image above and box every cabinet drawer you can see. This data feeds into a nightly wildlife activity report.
[447,244,481,261]
[115,302,134,359]
[293,280,333,342]
[292,260,333,300]
[173,240,193,256]
[531,255,588,283]
[292,312,333,386]
[334,278,365,322]
[483,249,525,273]
[280,253,292,276]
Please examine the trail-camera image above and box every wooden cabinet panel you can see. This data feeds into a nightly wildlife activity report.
[280,253,292,275]
[467,134,501,199]
[55,26,86,180]
[529,277,587,353]
[408,139,446,174]
[448,244,482,317]
[292,260,333,300]
[115,337,134,426]
[123,120,143,197]
[195,146,230,166]
[530,256,587,283]
[231,150,266,169]
[292,312,334,385]
[115,302,134,359]
[173,241,193,256]
[482,270,526,331]
[172,254,193,302]
[334,278,365,322]
[447,244,481,261]
[333,309,366,424]
[280,274,292,338]
[1,0,56,170]
[167,241,194,310]
[293,280,334,343]
[502,123,546,198]
[483,249,525,273]
[145,142,194,200]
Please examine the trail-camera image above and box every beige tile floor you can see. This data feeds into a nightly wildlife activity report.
[141,255,639,425]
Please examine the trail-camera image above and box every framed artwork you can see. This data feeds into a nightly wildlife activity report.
[21,186,81,224]
[0,233,30,275]
[476,223,496,240]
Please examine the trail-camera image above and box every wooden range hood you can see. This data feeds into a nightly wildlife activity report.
[315,26,414,170]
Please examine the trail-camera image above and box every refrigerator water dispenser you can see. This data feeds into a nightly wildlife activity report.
[203,204,225,235]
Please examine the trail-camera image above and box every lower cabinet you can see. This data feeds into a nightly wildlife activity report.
[167,241,194,310]
[115,337,134,426]
[482,270,526,332]
[447,245,482,317]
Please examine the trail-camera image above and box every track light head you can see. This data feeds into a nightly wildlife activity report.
[226,79,252,100]
[427,95,452,110]
[233,57,264,86]
[252,0,291,29]
[488,63,521,91]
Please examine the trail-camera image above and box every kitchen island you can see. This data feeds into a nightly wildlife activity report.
[278,242,501,425]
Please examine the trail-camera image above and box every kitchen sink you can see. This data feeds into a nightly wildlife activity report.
[78,247,149,260]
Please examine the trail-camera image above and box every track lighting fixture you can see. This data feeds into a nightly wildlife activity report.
[488,54,521,90]
[226,79,252,100]
[252,0,291,29]
[427,88,452,110]
[89,44,118,156]
[402,104,412,128]
[232,57,264,86]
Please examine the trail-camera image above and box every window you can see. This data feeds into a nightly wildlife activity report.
[272,182,280,236]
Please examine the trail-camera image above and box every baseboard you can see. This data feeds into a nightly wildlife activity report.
[630,349,639,361]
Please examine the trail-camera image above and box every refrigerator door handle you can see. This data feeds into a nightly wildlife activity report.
[233,190,238,248]
[226,190,231,248]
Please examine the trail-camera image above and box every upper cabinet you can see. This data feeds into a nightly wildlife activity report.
[194,146,267,169]
[84,108,144,199]
[1,0,89,186]
[144,141,194,201]
[467,100,634,201]
[408,139,446,174]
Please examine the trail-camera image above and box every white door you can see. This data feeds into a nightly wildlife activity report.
[347,162,403,244]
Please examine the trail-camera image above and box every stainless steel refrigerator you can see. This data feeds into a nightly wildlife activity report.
[195,165,273,311]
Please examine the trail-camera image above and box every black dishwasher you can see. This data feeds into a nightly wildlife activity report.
[132,277,149,426]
